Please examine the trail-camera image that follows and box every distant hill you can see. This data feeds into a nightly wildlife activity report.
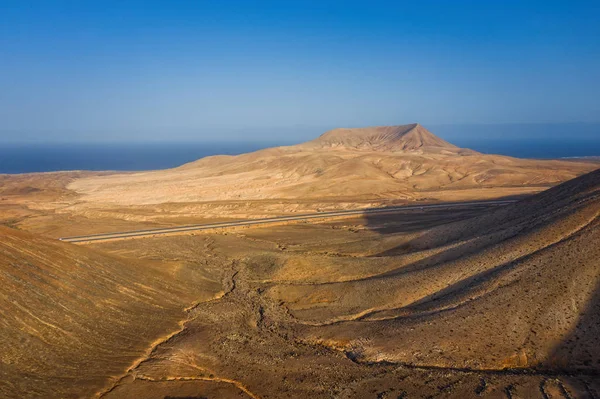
[66,124,598,211]
[302,123,465,153]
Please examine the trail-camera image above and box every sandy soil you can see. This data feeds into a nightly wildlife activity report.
[1,126,599,398]
[2,124,597,239]
[95,170,599,399]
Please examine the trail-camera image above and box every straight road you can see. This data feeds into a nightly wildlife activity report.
[59,199,517,243]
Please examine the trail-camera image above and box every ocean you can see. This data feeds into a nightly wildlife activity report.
[433,123,600,159]
[450,138,600,159]
[1,135,599,174]
[0,142,283,174]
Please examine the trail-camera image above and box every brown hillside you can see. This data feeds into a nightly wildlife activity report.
[285,168,600,371]
[63,125,596,216]
[93,169,600,399]
[303,123,463,152]
[0,227,221,398]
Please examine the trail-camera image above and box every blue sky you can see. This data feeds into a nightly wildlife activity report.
[0,0,599,142]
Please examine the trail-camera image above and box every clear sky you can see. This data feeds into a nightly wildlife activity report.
[1,0,599,143]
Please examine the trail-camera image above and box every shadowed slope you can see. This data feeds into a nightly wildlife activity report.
[282,168,600,370]
[0,227,221,398]
[92,173,600,398]
[549,275,600,370]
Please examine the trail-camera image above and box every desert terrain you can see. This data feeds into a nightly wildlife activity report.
[1,125,599,398]
[1,124,597,238]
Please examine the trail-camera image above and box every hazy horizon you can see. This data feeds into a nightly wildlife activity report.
[1,122,599,145]
[2,122,600,174]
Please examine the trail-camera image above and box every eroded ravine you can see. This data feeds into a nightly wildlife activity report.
[96,263,240,398]
[98,246,598,399]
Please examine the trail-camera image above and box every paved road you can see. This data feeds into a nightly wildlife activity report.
[59,199,517,243]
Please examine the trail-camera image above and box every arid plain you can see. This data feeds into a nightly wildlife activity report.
[1,125,599,398]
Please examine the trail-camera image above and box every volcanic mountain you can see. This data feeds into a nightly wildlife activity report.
[302,123,465,153]
[61,124,596,223]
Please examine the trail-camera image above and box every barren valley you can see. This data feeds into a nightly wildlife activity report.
[2,125,596,238]
[1,125,599,398]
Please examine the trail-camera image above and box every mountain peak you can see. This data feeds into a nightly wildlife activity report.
[304,123,459,152]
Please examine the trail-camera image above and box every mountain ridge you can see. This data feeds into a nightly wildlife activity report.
[301,123,466,153]
[63,123,597,209]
